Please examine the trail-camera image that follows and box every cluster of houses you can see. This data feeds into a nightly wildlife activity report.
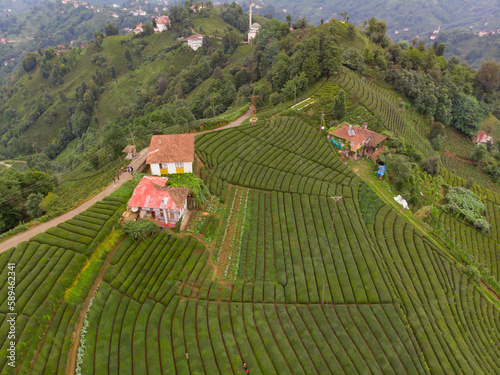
[134,15,171,35]
[126,134,195,227]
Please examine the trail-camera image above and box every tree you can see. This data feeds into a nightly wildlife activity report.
[346,24,356,39]
[222,30,241,54]
[470,144,487,162]
[157,77,168,95]
[435,43,446,57]
[474,61,500,100]
[386,154,412,190]
[40,192,62,214]
[451,92,486,136]
[124,48,132,62]
[422,156,440,175]
[141,23,154,36]
[271,52,291,90]
[332,90,347,120]
[22,53,38,73]
[292,18,308,30]
[365,17,388,47]
[26,193,43,219]
[104,23,119,36]
[286,15,292,27]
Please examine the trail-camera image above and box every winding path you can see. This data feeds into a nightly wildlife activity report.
[0,107,252,252]
[0,148,149,252]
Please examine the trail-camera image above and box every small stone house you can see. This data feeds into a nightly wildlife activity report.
[127,176,189,224]
[146,134,195,176]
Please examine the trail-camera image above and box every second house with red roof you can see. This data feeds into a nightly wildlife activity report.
[127,176,189,225]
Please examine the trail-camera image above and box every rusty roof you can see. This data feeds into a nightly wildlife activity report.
[122,145,136,153]
[146,134,195,164]
[333,124,386,147]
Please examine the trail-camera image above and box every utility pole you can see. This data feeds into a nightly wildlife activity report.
[130,131,136,146]
[210,95,216,118]
[320,112,324,133]
[248,95,259,125]
[330,195,343,229]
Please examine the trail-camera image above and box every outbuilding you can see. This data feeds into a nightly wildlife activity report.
[127,176,189,225]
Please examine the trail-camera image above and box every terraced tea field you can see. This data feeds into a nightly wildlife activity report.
[0,196,125,374]
[4,115,500,374]
[70,116,500,374]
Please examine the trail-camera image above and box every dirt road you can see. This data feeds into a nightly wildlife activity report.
[0,148,149,252]
[0,108,252,252]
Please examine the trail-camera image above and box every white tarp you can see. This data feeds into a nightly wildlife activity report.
[394,195,409,210]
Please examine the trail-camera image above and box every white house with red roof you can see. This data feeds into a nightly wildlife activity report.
[187,34,204,50]
[146,134,195,176]
[134,25,143,34]
[127,176,190,224]
[155,15,170,32]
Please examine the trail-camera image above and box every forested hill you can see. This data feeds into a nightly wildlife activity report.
[252,0,500,67]
[255,0,500,38]
[0,0,152,83]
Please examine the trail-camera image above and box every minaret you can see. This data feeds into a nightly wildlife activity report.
[249,1,252,31]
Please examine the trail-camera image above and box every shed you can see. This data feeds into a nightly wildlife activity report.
[122,145,137,160]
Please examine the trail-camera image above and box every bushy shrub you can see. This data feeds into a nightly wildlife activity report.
[123,219,160,240]
[174,216,183,233]
[422,156,440,176]
[445,187,490,230]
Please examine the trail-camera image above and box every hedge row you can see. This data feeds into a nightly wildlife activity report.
[80,293,428,375]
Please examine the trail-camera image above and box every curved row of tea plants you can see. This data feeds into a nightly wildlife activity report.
[0,196,126,374]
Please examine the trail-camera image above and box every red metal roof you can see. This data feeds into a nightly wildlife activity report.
[127,176,189,210]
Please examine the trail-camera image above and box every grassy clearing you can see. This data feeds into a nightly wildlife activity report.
[65,228,122,304]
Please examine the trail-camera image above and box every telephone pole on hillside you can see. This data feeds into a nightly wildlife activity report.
[248,95,259,125]
[331,195,343,229]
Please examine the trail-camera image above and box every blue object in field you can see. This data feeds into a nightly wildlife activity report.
[377,165,386,178]
[331,138,343,149]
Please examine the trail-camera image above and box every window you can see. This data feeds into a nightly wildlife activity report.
[175,162,184,168]
[170,213,175,219]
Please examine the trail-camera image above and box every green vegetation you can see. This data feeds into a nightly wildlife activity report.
[122,218,160,241]
[0,195,126,373]
[445,186,490,230]
[2,5,500,374]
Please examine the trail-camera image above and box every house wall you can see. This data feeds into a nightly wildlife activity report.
[151,163,161,176]
[151,162,193,175]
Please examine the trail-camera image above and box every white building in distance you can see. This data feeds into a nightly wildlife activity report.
[187,34,204,50]
[248,1,261,43]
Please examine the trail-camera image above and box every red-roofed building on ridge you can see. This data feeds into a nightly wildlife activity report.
[155,15,170,33]
[187,34,204,50]
[146,134,195,176]
[127,176,190,224]
[331,123,387,156]
[474,130,493,145]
